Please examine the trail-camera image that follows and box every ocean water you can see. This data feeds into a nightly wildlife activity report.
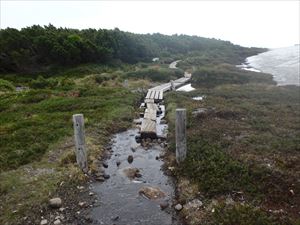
[246,45,300,86]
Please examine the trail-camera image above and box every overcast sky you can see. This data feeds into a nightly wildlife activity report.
[1,1,299,48]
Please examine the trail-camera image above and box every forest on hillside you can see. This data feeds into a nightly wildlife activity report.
[0,24,264,73]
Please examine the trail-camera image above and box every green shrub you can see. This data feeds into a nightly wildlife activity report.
[212,204,277,225]
[178,138,254,196]
[0,79,14,92]
[30,76,58,89]
[125,67,183,82]
[192,64,275,88]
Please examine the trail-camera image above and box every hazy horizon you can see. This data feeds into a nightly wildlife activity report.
[1,1,299,49]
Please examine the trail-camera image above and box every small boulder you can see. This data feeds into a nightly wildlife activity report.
[53,219,61,225]
[49,198,62,208]
[135,135,141,143]
[78,202,87,208]
[122,167,141,179]
[160,201,169,210]
[103,174,110,179]
[116,160,121,167]
[111,215,119,221]
[139,186,166,200]
[127,155,134,164]
[175,204,183,211]
[40,219,48,225]
[102,162,108,168]
[95,176,105,182]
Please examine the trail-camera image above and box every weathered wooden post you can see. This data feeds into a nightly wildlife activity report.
[123,79,128,88]
[72,114,88,172]
[176,108,187,163]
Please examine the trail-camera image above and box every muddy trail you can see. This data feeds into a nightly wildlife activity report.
[88,106,181,225]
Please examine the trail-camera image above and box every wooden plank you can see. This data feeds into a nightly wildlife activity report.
[141,118,156,136]
[154,91,160,100]
[146,90,151,99]
[72,114,88,172]
[159,91,163,100]
[144,108,157,120]
[150,90,155,99]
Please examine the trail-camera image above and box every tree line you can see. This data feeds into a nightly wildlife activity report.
[0,24,264,73]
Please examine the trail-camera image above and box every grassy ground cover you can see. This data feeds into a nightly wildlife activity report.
[165,67,300,224]
[0,64,146,224]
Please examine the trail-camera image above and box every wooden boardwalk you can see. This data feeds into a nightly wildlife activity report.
[141,76,190,138]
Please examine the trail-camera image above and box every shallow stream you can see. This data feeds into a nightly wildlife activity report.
[89,107,180,225]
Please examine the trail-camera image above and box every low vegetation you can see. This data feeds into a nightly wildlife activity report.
[0,65,141,224]
[166,65,300,224]
[1,25,297,225]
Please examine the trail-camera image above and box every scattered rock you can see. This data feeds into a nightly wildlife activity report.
[89,192,94,196]
[53,219,61,225]
[160,120,167,124]
[102,162,108,168]
[49,198,62,208]
[59,207,65,212]
[40,219,48,225]
[184,199,203,210]
[135,173,142,178]
[135,135,141,143]
[55,216,61,220]
[103,174,110,179]
[175,204,183,211]
[225,197,234,205]
[139,186,166,200]
[95,176,105,182]
[84,215,93,223]
[94,171,104,177]
[127,155,134,163]
[160,201,169,210]
[111,215,119,221]
[168,167,175,171]
[122,167,141,179]
[78,202,87,208]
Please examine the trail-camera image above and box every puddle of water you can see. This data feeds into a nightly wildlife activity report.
[89,105,179,225]
[176,83,195,92]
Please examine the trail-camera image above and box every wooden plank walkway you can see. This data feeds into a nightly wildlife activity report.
[141,76,191,138]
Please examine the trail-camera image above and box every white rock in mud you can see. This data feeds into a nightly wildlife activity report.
[40,219,48,225]
[78,201,87,208]
[175,204,183,211]
[54,219,61,225]
[184,199,203,210]
[49,197,62,208]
